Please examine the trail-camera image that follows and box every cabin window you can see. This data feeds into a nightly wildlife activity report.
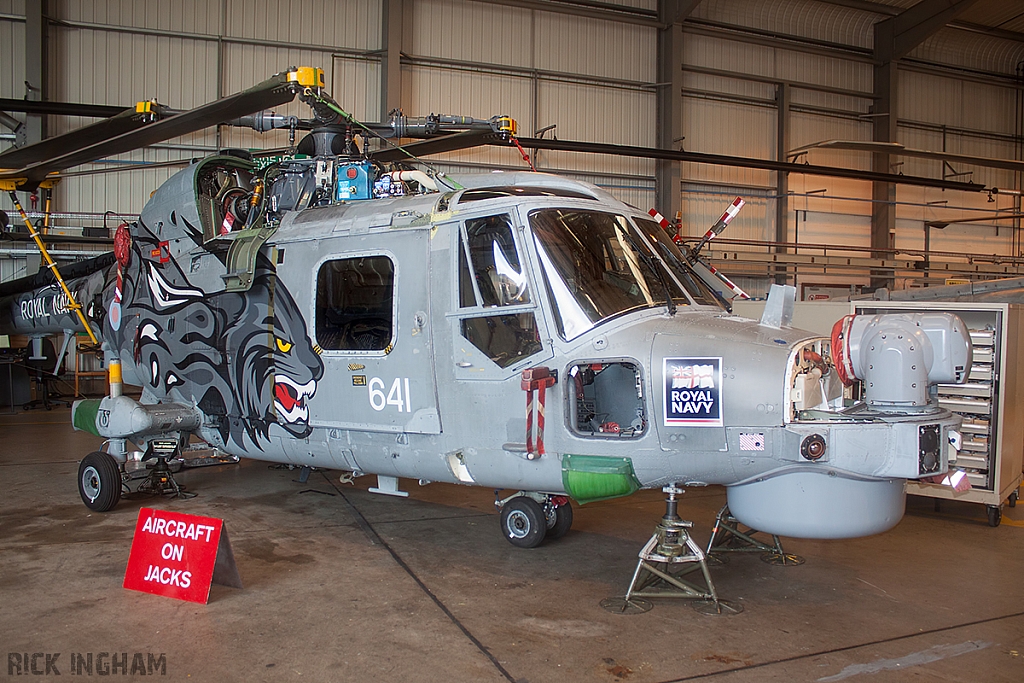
[568,361,646,438]
[456,214,542,368]
[315,256,395,351]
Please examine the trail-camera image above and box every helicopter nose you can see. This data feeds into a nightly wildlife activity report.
[727,471,906,539]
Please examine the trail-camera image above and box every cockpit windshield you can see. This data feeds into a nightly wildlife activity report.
[529,209,725,341]
[632,216,723,308]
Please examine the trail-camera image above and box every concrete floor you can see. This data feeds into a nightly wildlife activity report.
[2,409,1023,683]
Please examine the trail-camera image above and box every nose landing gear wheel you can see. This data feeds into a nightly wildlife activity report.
[78,451,123,512]
[501,497,546,548]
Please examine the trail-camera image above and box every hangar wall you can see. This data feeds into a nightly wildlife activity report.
[677,0,1024,296]
[1,0,1022,296]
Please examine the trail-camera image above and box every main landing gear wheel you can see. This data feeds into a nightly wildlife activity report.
[545,499,573,540]
[501,497,546,548]
[78,451,122,512]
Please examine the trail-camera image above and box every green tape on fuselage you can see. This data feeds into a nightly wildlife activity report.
[561,454,641,505]
[72,399,102,437]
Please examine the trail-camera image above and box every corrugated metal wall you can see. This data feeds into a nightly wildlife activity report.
[405,0,657,194]
[1,0,1022,295]
[909,29,1024,76]
[408,0,531,67]
[0,4,25,222]
[0,4,25,101]
[677,2,1023,294]
[694,0,876,47]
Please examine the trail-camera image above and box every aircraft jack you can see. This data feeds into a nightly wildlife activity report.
[132,441,196,500]
[706,504,804,566]
[602,485,742,616]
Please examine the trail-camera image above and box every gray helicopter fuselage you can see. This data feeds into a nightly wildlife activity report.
[33,164,965,539]
[0,68,970,541]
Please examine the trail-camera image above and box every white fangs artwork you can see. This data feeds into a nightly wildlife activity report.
[274,375,316,423]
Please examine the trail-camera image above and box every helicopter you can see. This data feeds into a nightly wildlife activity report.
[0,67,973,548]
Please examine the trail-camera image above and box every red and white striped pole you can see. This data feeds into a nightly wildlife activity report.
[697,196,744,249]
[647,208,681,245]
[522,368,556,460]
[535,382,548,458]
[707,263,750,299]
[525,389,535,456]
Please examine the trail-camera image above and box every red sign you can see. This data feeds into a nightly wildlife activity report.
[149,242,170,263]
[123,508,241,604]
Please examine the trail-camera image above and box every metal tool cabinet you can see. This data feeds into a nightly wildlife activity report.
[854,301,1023,527]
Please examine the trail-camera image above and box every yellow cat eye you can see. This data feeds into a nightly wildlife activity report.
[276,338,293,353]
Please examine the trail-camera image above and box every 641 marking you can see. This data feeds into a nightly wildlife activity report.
[368,377,412,413]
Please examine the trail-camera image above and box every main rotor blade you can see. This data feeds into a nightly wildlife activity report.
[368,130,504,164]
[1,71,303,187]
[504,137,985,193]
[0,97,125,118]
[0,105,164,171]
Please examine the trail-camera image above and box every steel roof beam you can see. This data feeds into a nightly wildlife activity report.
[885,0,984,61]
[870,0,983,289]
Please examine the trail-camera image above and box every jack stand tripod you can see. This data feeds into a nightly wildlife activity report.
[602,485,742,616]
[134,440,196,500]
[706,504,804,566]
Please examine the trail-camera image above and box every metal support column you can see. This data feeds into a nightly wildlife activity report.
[381,0,404,119]
[654,0,697,228]
[24,0,47,146]
[871,23,898,292]
[870,0,982,291]
[604,485,741,616]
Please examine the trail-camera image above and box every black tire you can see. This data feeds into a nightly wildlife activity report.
[545,501,573,540]
[500,497,546,548]
[987,505,1002,528]
[1009,490,1018,508]
[78,451,122,512]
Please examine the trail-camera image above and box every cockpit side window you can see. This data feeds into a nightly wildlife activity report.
[456,214,542,369]
[459,214,531,308]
